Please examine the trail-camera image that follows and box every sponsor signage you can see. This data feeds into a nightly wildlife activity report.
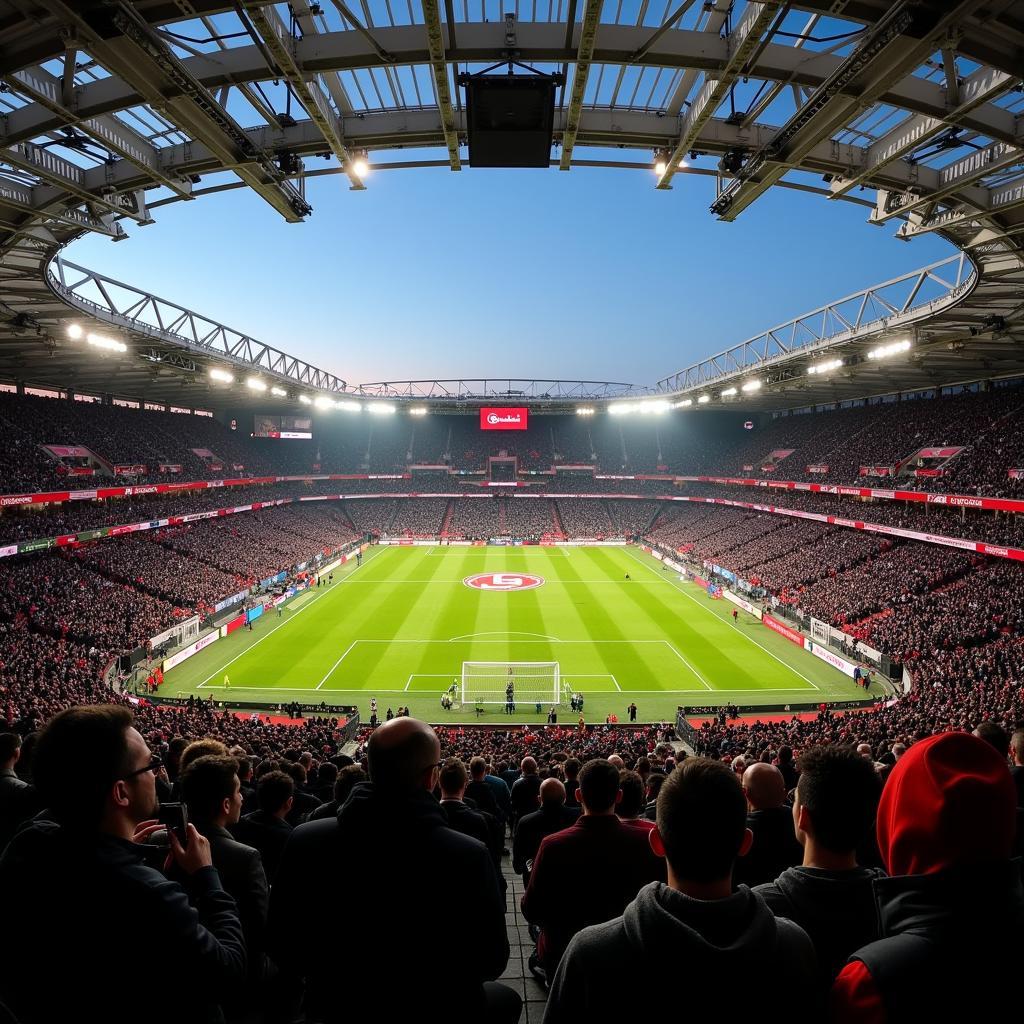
[807,464,829,474]
[723,589,762,620]
[479,407,529,431]
[464,572,544,591]
[917,447,961,458]
[806,640,857,678]
[113,464,147,476]
[163,631,219,671]
[763,614,805,647]
[859,466,892,477]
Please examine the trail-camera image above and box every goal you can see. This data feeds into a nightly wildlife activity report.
[461,661,561,706]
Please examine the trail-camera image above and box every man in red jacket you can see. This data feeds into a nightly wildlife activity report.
[831,732,1024,1021]
[521,758,664,984]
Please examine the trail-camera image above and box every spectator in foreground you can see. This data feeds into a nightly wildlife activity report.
[734,762,803,886]
[439,757,504,871]
[0,706,245,1024]
[179,754,269,999]
[1011,728,1024,807]
[511,756,542,827]
[755,745,883,984]
[231,770,293,883]
[832,732,1024,1020]
[0,732,35,852]
[305,764,367,821]
[544,758,817,1023]
[513,778,579,881]
[465,755,508,823]
[617,770,655,834]
[522,758,664,984]
[268,717,519,1024]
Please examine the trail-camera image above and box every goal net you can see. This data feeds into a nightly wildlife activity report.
[461,662,561,706]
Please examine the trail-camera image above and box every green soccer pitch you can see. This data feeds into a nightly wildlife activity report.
[162,545,871,723]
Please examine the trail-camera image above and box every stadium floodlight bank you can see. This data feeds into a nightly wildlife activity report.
[461,661,561,706]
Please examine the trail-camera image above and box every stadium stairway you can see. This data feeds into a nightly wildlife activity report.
[503,857,548,1021]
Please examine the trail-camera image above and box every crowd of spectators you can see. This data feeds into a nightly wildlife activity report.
[555,499,615,537]
[385,498,447,536]
[501,498,555,539]
[448,497,502,538]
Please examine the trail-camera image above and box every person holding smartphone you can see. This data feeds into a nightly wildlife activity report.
[0,705,246,1024]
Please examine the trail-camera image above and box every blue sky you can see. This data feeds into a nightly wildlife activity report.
[70,164,952,388]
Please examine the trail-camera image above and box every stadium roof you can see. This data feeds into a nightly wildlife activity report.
[0,1,1022,411]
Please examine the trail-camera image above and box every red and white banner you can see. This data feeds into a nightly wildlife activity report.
[159,464,183,474]
[1010,469,1024,479]
[859,466,892,477]
[807,465,829,474]
[44,445,91,458]
[805,640,857,677]
[479,407,529,431]
[916,447,961,459]
[763,614,805,647]
[912,468,943,478]
[113,464,147,476]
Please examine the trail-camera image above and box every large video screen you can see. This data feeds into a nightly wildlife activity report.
[479,407,529,431]
[253,414,313,439]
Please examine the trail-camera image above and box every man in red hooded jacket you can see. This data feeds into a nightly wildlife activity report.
[831,732,1024,1021]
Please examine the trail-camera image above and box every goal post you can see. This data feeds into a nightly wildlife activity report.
[461,661,561,706]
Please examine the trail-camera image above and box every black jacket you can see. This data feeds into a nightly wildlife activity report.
[0,820,246,1024]
[230,810,292,883]
[268,784,508,1023]
[755,865,884,984]
[510,774,542,823]
[734,806,803,887]
[849,862,1024,1018]
[464,778,500,818]
[545,882,817,1024]
[0,768,37,854]
[512,803,579,876]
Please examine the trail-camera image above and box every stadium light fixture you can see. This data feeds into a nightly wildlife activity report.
[314,396,334,410]
[86,332,127,353]
[246,378,267,392]
[721,387,738,397]
[67,323,83,340]
[299,395,313,405]
[673,399,692,408]
[337,400,362,413]
[209,369,234,384]
[697,395,710,404]
[367,403,396,415]
[576,407,595,416]
[352,151,370,179]
[807,358,843,376]
[867,338,912,360]
[740,380,762,393]
[270,386,287,397]
[677,158,689,169]
[409,407,428,416]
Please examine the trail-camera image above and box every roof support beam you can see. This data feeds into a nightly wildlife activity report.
[420,0,461,170]
[238,1,365,189]
[33,0,311,223]
[656,1,781,189]
[559,0,605,171]
[829,65,1016,198]
[710,0,993,221]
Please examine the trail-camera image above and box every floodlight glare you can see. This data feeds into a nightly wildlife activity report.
[299,395,313,405]
[674,399,692,407]
[270,386,287,397]
[807,358,843,376]
[409,407,428,416]
[337,400,362,412]
[721,387,738,397]
[314,396,334,409]
[697,395,710,404]
[654,159,667,176]
[67,324,83,339]
[867,338,912,360]
[353,156,370,178]
[209,369,234,383]
[367,403,396,415]
[740,380,762,393]
[576,407,595,416]
[86,333,127,353]
[246,378,267,392]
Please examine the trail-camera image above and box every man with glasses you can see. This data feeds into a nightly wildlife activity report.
[0,705,246,1024]
[270,716,520,1024]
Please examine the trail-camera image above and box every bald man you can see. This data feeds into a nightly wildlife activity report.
[510,755,542,828]
[734,762,803,887]
[512,777,580,881]
[269,718,521,1024]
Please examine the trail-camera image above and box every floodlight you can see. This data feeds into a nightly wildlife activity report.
[246,378,267,392]
[209,369,234,383]
[67,324,83,339]
[337,400,362,412]
[299,395,313,405]
[271,386,287,397]
[314,396,334,409]
[409,407,428,416]
[807,358,843,376]
[697,395,710,404]
[86,333,127,353]
[867,338,912,360]
[740,380,762,393]
[721,387,737,397]
[576,407,595,416]
[674,399,692,408]
[367,403,396,415]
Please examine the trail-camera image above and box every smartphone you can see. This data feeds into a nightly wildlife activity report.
[158,802,189,848]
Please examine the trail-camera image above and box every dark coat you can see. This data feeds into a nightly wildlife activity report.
[521,814,665,975]
[268,784,508,1023]
[0,820,245,1024]
[734,805,803,887]
[0,768,36,854]
[510,774,542,823]
[230,810,292,883]
[513,803,580,876]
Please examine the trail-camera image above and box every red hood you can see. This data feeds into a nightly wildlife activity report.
[878,732,1016,877]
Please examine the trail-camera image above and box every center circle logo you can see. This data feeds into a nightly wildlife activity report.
[464,572,545,592]
[487,413,499,424]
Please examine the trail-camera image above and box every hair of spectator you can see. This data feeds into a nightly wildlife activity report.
[257,770,294,814]
[578,758,622,813]
[180,755,240,822]
[469,756,488,779]
[656,757,748,882]
[617,770,646,818]
[334,765,367,804]
[796,745,882,853]
[974,720,1010,758]
[33,705,135,827]
[439,757,468,795]
[0,732,21,763]
[180,737,229,774]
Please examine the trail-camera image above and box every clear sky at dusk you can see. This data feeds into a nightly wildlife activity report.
[70,162,952,388]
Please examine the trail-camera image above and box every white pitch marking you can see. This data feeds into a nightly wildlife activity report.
[663,641,713,691]
[316,641,359,690]
[623,547,821,691]
[448,631,562,642]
